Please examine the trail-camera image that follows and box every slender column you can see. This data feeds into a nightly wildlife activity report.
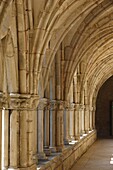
[0,110,2,169]
[1,109,9,170]
[49,100,56,152]
[89,107,93,131]
[74,104,80,140]
[38,98,47,160]
[32,110,38,161]
[9,110,18,169]
[56,101,64,152]
[9,94,39,169]
[44,83,51,155]
[69,103,75,140]
[80,105,85,134]
[64,103,69,145]
[84,104,90,133]
[92,106,96,129]
[79,105,82,136]
[44,109,51,155]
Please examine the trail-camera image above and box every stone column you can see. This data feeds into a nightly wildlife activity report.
[37,98,47,160]
[84,104,90,133]
[9,94,39,169]
[9,110,18,169]
[92,106,96,129]
[56,101,64,152]
[1,109,9,170]
[49,100,57,152]
[89,106,93,131]
[69,103,75,140]
[80,105,85,134]
[64,102,69,145]
[74,104,80,140]
[0,109,2,169]
[79,105,83,136]
[44,108,51,155]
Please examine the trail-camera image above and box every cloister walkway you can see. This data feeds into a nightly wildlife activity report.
[71,139,113,170]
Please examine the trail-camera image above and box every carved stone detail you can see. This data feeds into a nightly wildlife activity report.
[38,98,48,110]
[0,93,39,110]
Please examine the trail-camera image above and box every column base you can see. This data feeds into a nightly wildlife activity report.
[8,168,19,170]
[85,130,89,134]
[49,146,57,153]
[64,139,70,145]
[69,136,75,141]
[7,164,37,170]
[56,145,64,152]
[44,148,51,156]
[82,130,85,134]
[38,152,48,161]
[75,135,80,141]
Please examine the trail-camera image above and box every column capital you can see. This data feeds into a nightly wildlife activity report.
[64,101,75,111]
[75,103,80,111]
[90,106,93,111]
[49,100,64,111]
[0,93,39,110]
[38,98,48,110]
[79,104,85,111]
[84,104,89,111]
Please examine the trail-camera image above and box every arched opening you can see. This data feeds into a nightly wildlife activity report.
[96,76,113,138]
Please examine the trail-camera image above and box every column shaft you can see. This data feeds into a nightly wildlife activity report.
[10,110,18,168]
[56,107,64,151]
[38,109,46,159]
[69,109,75,140]
[2,110,9,169]
[50,110,56,152]
[20,110,28,167]
[44,109,51,155]
[64,109,69,145]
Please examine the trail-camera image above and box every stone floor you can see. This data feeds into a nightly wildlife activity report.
[71,139,113,170]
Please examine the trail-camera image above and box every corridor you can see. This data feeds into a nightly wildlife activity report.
[71,139,113,170]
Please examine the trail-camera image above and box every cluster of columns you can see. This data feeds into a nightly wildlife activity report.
[37,97,95,161]
[0,94,96,169]
[0,93,39,170]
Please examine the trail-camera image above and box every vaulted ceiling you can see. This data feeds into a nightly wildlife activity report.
[0,0,113,101]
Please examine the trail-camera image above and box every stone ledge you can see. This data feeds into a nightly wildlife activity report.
[37,130,97,170]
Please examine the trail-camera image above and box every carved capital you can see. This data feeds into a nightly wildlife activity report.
[0,93,39,110]
[84,104,89,111]
[56,100,64,110]
[49,100,57,110]
[38,98,48,110]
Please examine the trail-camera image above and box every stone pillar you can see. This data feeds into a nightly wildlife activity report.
[9,110,18,169]
[0,109,2,169]
[69,103,75,140]
[80,105,85,134]
[74,104,80,140]
[79,105,83,136]
[92,106,96,129]
[9,94,39,169]
[84,104,90,133]
[44,108,51,155]
[56,101,64,152]
[89,107,93,131]
[64,102,69,145]
[49,100,57,152]
[37,98,47,160]
[1,109,9,170]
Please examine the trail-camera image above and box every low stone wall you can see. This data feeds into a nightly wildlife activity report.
[38,130,97,170]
